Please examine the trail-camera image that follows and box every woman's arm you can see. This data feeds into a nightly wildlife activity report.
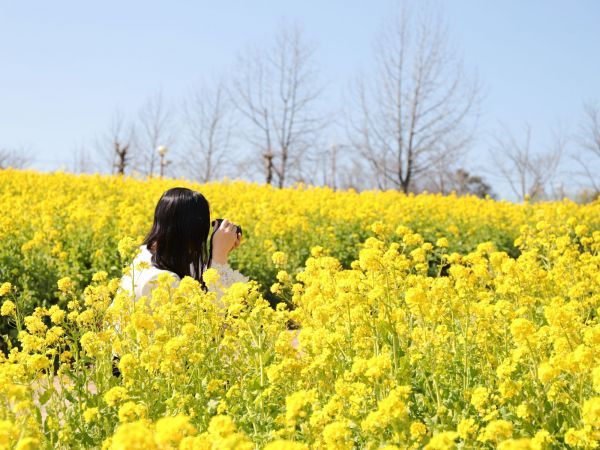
[210,218,241,265]
[206,218,248,299]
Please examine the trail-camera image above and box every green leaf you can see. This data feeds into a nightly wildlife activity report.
[64,388,76,404]
[39,387,53,405]
[34,406,42,425]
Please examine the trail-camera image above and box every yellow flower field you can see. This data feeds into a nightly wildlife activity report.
[0,169,599,449]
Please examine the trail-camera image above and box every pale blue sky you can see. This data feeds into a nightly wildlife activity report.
[1,1,599,197]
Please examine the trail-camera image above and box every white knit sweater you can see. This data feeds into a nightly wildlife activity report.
[119,244,249,302]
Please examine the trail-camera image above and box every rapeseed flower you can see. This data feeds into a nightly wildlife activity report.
[0,169,598,448]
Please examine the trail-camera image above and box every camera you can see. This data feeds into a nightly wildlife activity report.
[212,218,242,236]
[208,219,242,268]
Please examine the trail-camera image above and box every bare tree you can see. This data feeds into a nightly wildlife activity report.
[451,168,494,198]
[572,101,600,193]
[231,23,325,187]
[421,166,493,198]
[71,144,94,174]
[96,110,136,175]
[135,91,174,178]
[420,139,471,194]
[320,142,340,189]
[489,123,564,201]
[348,4,480,193]
[0,146,33,169]
[182,81,232,183]
[309,142,363,191]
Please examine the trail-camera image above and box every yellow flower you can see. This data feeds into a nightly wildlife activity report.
[410,421,428,440]
[104,387,129,407]
[264,441,309,450]
[276,270,291,283]
[109,420,156,450]
[470,387,489,414]
[405,287,427,313]
[436,237,449,248]
[322,420,351,448]
[80,331,106,358]
[92,271,108,282]
[370,221,388,236]
[48,305,65,324]
[537,361,559,384]
[14,437,39,450]
[564,427,590,447]
[24,316,46,334]
[270,283,282,295]
[117,354,137,381]
[499,379,521,400]
[83,407,99,423]
[424,431,459,449]
[403,232,424,246]
[1,300,16,317]
[516,403,531,420]
[510,318,536,346]
[593,366,600,394]
[310,246,325,257]
[0,281,12,296]
[0,420,19,445]
[44,326,64,346]
[207,415,237,437]
[575,225,589,236]
[478,420,513,444]
[358,248,381,271]
[285,389,317,427]
[364,352,392,380]
[271,251,288,267]
[76,309,95,327]
[26,354,51,372]
[57,276,74,293]
[497,438,533,450]
[202,268,220,286]
[531,429,551,450]
[361,386,410,433]
[118,236,140,261]
[154,415,196,446]
[457,418,477,440]
[581,397,600,428]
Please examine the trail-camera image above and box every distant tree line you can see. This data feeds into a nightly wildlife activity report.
[2,4,598,202]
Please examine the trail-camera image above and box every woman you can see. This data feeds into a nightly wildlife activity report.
[119,187,248,303]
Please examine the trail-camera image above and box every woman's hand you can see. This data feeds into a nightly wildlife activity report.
[211,218,242,265]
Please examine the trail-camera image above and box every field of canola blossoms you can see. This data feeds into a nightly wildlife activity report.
[0,169,599,449]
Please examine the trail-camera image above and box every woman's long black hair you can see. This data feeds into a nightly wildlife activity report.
[142,187,210,289]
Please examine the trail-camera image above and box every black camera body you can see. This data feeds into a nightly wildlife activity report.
[212,218,242,236]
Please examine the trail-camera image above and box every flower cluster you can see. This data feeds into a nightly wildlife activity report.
[0,169,598,448]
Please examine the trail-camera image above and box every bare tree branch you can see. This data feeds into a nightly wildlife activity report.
[0,146,34,169]
[572,101,600,193]
[182,80,233,183]
[348,3,480,193]
[135,90,175,178]
[230,23,326,187]
[489,123,564,201]
[95,110,136,175]
[71,144,94,174]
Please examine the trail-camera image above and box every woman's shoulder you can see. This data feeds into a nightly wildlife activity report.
[135,244,178,275]
[136,243,152,261]
[120,245,180,296]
